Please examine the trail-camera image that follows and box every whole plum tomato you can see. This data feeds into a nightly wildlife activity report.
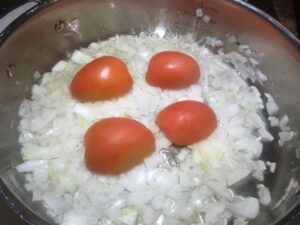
[85,117,155,175]
[146,51,200,89]
[156,100,217,146]
[70,56,133,102]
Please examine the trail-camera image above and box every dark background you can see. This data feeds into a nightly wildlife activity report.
[0,0,299,225]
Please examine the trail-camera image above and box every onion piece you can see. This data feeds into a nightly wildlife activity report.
[119,206,138,225]
[196,9,203,17]
[16,160,47,172]
[228,197,259,219]
[52,61,67,72]
[266,161,276,173]
[268,116,279,127]
[265,93,279,115]
[71,50,94,64]
[257,184,271,206]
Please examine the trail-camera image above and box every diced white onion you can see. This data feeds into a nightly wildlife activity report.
[203,15,211,23]
[256,70,268,82]
[62,210,86,225]
[227,36,236,45]
[73,103,96,120]
[266,161,276,173]
[52,60,67,72]
[265,93,279,115]
[269,116,279,127]
[296,149,300,159]
[279,114,290,131]
[16,160,47,172]
[257,184,271,206]
[228,197,259,219]
[71,50,94,64]
[279,131,294,143]
[196,9,203,17]
[15,33,283,225]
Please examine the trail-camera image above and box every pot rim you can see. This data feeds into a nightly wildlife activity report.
[232,0,300,49]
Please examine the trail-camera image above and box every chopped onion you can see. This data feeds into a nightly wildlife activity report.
[196,8,203,17]
[227,36,236,45]
[266,161,276,173]
[16,160,47,172]
[265,93,279,115]
[228,197,259,219]
[203,15,211,23]
[279,114,290,131]
[120,206,138,225]
[257,184,271,206]
[227,168,251,186]
[268,116,279,127]
[71,50,94,64]
[256,69,268,82]
[16,33,281,225]
[233,217,248,225]
[62,210,86,225]
[33,71,42,81]
[279,131,294,143]
[52,61,67,72]
[296,149,300,159]
[73,103,96,120]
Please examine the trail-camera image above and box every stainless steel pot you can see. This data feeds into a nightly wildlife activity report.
[0,0,299,224]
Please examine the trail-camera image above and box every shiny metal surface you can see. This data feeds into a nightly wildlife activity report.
[0,0,299,224]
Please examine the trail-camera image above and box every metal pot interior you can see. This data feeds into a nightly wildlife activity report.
[0,0,299,224]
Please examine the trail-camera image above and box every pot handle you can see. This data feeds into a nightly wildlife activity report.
[0,1,41,33]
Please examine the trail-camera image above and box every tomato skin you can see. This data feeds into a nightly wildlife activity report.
[70,56,133,102]
[84,117,155,175]
[156,100,217,146]
[146,51,200,89]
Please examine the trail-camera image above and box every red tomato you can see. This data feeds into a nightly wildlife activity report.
[70,56,133,102]
[156,100,217,146]
[146,51,200,89]
[84,117,155,175]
